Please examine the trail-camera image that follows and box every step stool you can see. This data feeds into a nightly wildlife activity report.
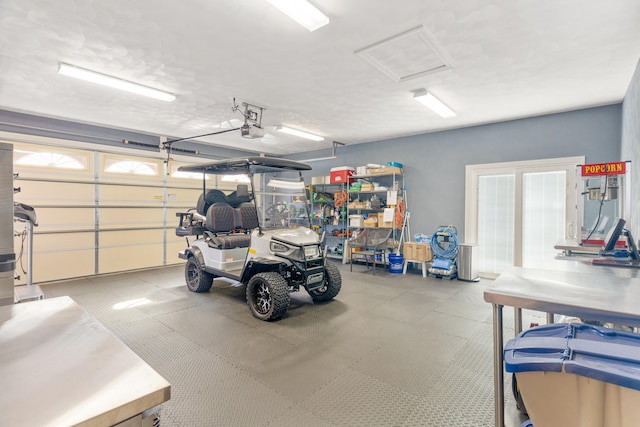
[402,259,428,278]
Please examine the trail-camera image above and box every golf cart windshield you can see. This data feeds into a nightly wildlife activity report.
[178,156,313,230]
[260,174,311,230]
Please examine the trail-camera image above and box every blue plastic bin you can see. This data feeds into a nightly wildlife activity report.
[505,323,640,427]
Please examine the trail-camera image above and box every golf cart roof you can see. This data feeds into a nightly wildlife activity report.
[178,156,312,175]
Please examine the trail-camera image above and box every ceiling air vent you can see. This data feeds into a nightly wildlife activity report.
[355,25,453,83]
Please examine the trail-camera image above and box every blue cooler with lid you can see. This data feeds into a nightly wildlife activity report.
[505,323,640,427]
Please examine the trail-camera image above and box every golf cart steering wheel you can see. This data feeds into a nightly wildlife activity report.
[266,202,289,223]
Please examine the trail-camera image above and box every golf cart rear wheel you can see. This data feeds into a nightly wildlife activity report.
[185,255,214,293]
[246,272,290,321]
[308,262,342,302]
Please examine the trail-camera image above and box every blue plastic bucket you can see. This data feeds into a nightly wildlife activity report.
[388,253,403,274]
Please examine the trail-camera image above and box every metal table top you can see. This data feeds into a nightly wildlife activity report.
[0,296,170,427]
[484,258,640,328]
[553,239,601,254]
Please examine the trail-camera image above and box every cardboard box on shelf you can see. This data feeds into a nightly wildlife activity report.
[311,176,325,185]
[356,166,369,176]
[349,201,368,209]
[363,218,377,228]
[368,166,403,176]
[330,166,355,184]
[360,183,374,192]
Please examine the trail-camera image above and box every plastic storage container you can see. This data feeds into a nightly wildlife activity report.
[330,166,355,184]
[505,323,640,427]
[349,215,363,227]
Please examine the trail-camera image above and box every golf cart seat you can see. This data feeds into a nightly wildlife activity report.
[226,184,252,208]
[204,202,251,249]
[197,189,228,216]
[175,190,225,237]
[236,202,259,230]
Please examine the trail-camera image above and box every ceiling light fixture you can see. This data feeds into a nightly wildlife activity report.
[264,0,329,32]
[58,63,176,102]
[276,126,324,141]
[413,90,456,118]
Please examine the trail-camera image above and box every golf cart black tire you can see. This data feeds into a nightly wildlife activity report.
[246,272,290,321]
[308,262,342,302]
[185,255,214,293]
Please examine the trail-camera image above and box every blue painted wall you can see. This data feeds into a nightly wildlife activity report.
[292,105,622,241]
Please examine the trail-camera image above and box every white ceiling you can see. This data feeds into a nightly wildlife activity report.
[1,0,639,155]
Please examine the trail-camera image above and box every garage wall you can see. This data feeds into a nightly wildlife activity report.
[621,58,640,234]
[292,105,622,241]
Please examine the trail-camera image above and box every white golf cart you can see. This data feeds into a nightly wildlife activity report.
[175,157,341,321]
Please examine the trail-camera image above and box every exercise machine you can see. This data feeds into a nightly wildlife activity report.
[14,201,43,302]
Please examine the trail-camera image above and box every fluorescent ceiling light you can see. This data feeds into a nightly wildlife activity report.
[58,63,176,102]
[276,126,324,141]
[265,0,329,31]
[413,90,456,118]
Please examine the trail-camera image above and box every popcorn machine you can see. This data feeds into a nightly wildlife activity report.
[576,161,631,246]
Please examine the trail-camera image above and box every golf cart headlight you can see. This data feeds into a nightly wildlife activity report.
[304,245,320,258]
[271,242,289,253]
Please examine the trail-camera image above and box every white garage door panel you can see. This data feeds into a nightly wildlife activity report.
[99,229,163,246]
[167,232,188,245]
[30,232,94,251]
[99,185,164,205]
[16,181,94,205]
[100,244,164,273]
[27,207,94,232]
[167,241,187,264]
[165,188,202,208]
[28,250,95,284]
[99,208,164,229]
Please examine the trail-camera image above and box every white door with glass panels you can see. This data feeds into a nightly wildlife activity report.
[465,157,583,278]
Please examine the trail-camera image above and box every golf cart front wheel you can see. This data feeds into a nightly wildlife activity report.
[185,255,213,293]
[246,272,290,321]
[308,262,342,302]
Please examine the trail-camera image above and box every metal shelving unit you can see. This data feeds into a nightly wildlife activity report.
[346,169,404,264]
[308,182,347,261]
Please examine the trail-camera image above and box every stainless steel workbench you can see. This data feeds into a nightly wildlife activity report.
[484,257,640,427]
[553,239,602,256]
[0,296,171,426]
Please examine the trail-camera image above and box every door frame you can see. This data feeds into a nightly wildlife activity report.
[464,156,584,268]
